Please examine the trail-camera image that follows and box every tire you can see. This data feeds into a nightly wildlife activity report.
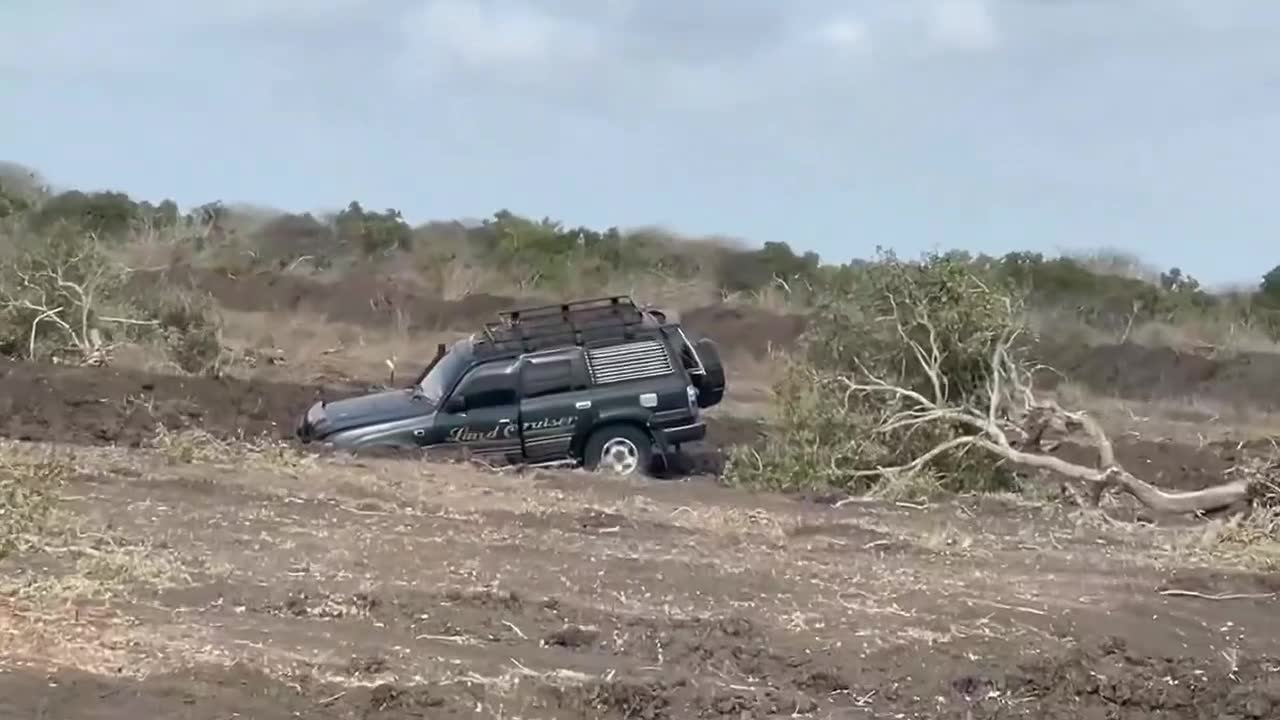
[582,424,653,477]
[691,337,726,408]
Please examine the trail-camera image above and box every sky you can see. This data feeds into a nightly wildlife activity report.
[1,0,1278,286]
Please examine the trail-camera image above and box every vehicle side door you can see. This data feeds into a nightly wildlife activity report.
[517,349,595,463]
[431,360,521,462]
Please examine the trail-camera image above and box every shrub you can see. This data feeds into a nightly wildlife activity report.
[723,250,1023,496]
[138,289,227,376]
[0,219,225,372]
[0,224,132,362]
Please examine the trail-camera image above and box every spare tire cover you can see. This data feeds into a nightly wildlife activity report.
[692,336,726,408]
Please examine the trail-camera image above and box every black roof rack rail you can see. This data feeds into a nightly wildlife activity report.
[476,295,658,355]
[498,295,638,325]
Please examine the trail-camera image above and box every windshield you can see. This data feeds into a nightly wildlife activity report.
[416,341,471,404]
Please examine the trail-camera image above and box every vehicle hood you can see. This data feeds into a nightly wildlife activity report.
[303,388,435,438]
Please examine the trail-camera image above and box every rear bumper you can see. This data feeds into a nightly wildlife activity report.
[657,421,706,446]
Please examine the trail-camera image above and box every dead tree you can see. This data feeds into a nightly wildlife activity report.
[0,234,156,365]
[838,309,1257,517]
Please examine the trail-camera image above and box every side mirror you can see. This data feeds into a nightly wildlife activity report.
[443,394,466,413]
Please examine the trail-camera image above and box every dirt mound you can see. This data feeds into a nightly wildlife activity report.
[681,305,807,357]
[140,266,519,331]
[0,358,355,447]
[0,359,754,471]
[143,266,811,355]
[1047,341,1280,410]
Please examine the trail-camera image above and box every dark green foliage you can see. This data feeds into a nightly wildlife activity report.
[994,251,1220,333]
[717,241,821,293]
[1260,265,1280,307]
[336,201,412,256]
[30,190,139,236]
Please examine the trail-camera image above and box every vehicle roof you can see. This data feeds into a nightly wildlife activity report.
[465,295,678,361]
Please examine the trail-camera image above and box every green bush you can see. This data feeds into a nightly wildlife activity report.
[336,201,412,256]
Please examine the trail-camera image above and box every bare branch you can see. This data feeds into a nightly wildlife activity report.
[836,297,1255,517]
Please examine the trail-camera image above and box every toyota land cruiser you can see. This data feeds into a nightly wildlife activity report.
[294,295,726,476]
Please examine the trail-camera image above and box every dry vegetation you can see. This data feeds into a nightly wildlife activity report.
[1,166,1279,718]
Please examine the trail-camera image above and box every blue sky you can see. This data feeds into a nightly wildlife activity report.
[2,1,1277,285]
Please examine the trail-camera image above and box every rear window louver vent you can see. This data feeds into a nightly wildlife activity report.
[586,340,673,385]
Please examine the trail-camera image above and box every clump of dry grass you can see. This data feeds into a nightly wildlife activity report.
[0,452,70,561]
[146,424,316,473]
[3,530,196,603]
[1204,469,1280,567]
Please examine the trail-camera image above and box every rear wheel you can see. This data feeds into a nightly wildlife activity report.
[583,424,653,477]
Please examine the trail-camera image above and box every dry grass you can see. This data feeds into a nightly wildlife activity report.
[144,424,318,474]
[0,451,71,562]
[1029,307,1280,356]
[215,308,459,384]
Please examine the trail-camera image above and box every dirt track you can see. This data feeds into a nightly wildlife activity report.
[1,441,1277,719]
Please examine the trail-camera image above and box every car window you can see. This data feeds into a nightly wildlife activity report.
[464,386,517,409]
[451,363,517,410]
[521,358,578,398]
[417,344,470,404]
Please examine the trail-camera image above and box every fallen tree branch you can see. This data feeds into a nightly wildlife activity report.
[1157,589,1276,601]
[835,292,1258,517]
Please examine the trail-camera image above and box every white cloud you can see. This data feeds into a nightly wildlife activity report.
[0,1,376,75]
[928,0,999,52]
[401,0,601,69]
[816,18,871,53]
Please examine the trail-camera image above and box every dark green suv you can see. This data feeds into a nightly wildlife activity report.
[295,296,726,476]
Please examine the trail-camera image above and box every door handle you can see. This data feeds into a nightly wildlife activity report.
[575,401,591,410]
[413,429,425,437]
[498,418,511,423]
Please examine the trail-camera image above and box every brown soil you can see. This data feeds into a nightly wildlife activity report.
[1,440,1276,719]
[1044,341,1280,410]
[0,357,349,447]
[680,305,807,358]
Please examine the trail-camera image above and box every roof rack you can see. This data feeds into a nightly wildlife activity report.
[477,295,656,355]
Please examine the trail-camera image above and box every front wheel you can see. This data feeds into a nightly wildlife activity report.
[582,425,653,477]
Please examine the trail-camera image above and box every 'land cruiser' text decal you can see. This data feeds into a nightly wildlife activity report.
[446,415,577,443]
